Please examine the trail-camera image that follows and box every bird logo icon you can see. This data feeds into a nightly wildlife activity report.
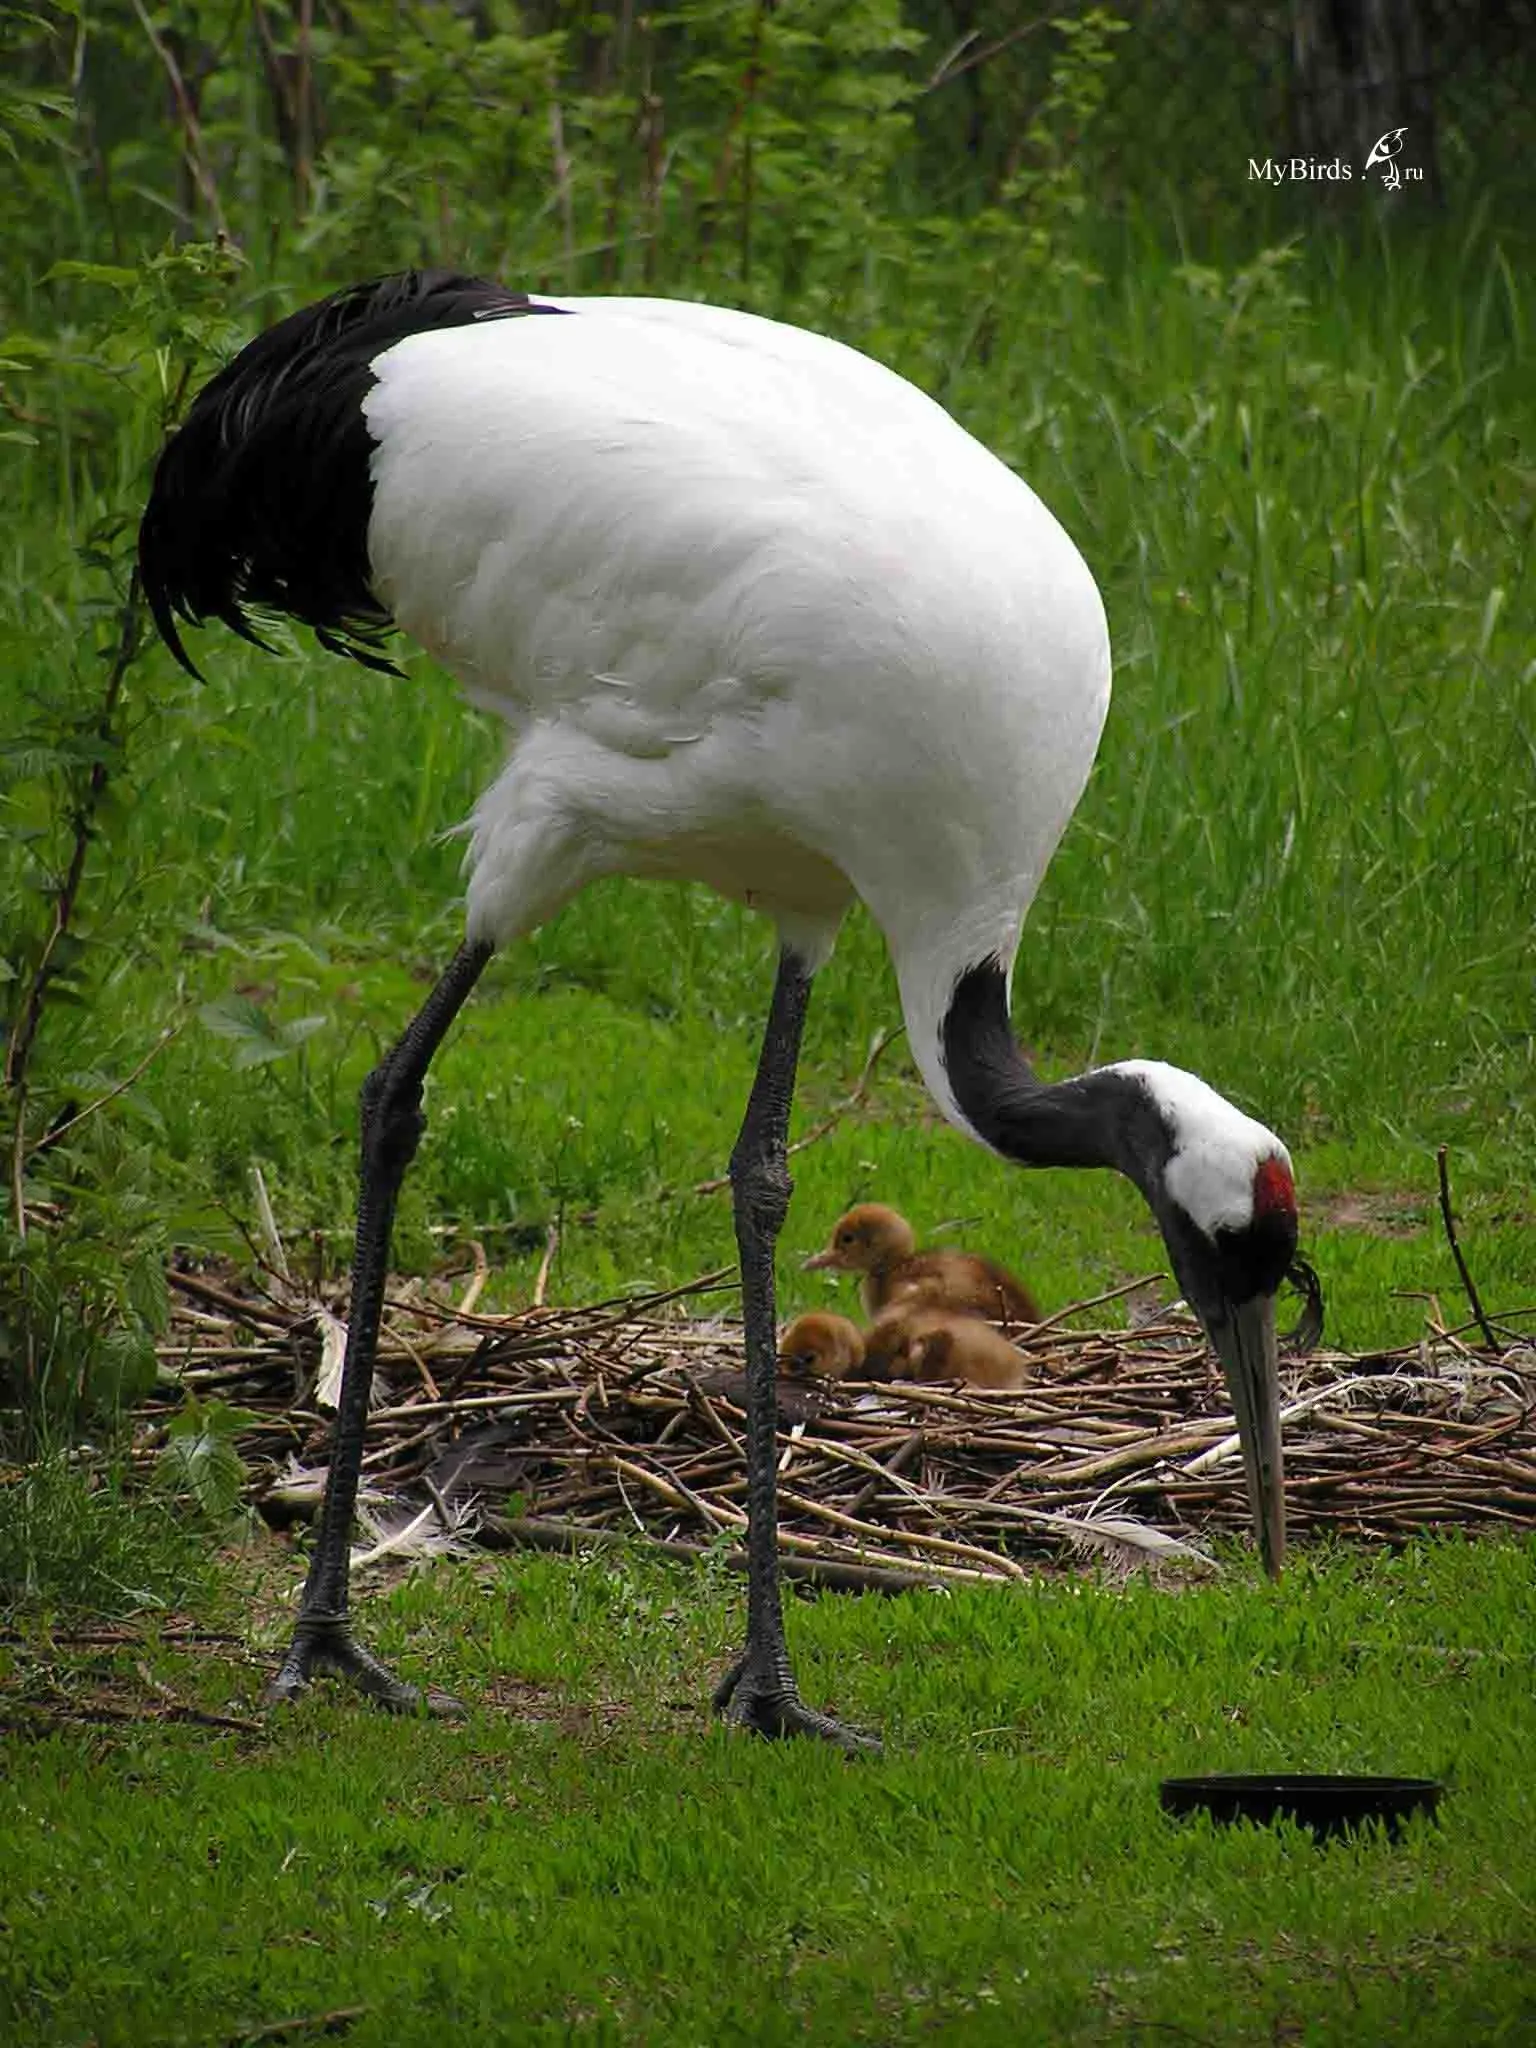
[1364,127,1408,189]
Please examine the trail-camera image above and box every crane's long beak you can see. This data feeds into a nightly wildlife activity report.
[802,1248,839,1272]
[1210,1292,1286,1578]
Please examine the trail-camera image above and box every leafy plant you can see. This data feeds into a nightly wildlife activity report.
[155,1393,259,1526]
[199,991,328,1071]
[0,243,243,1441]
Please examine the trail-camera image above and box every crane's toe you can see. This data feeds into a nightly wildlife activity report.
[713,1652,880,1754]
[264,1615,467,1718]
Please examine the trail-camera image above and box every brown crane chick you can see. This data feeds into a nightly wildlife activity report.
[803,1203,1041,1326]
[776,1311,866,1382]
[864,1306,1032,1391]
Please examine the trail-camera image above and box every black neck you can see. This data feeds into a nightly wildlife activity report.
[940,962,1167,1187]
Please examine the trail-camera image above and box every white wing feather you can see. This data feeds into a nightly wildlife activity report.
[363,297,1111,1115]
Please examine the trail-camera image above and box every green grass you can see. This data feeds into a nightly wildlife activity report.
[3,1537,1535,2043]
[0,1451,217,1616]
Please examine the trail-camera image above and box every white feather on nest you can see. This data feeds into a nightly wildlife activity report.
[990,1502,1214,1573]
[311,1308,390,1413]
[262,1458,479,1571]
[350,1492,482,1572]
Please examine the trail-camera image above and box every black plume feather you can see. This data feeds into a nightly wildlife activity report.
[138,271,564,678]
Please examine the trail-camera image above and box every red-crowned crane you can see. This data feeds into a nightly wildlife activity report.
[139,272,1297,1750]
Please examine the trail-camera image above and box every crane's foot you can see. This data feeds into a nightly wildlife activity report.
[713,1650,880,1753]
[264,1611,466,1718]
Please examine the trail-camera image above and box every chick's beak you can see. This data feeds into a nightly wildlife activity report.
[802,1247,840,1272]
[1208,1291,1286,1578]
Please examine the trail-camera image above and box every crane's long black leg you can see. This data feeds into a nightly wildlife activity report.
[712,948,879,1753]
[266,939,493,1715]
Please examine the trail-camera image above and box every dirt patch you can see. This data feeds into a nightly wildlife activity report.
[1312,1190,1428,1237]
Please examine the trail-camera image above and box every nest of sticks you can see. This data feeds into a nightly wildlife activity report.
[145,1255,1536,1589]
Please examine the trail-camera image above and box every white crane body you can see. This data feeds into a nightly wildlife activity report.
[364,297,1110,1127]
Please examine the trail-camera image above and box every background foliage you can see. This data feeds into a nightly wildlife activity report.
[1,0,1532,1437]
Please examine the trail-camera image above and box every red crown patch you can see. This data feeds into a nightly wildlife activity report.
[1252,1156,1297,1220]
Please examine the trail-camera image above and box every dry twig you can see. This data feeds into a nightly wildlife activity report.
[694,1026,903,1194]
[1437,1144,1502,1353]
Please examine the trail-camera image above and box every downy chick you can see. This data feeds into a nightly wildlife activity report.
[863,1306,1032,1391]
[777,1311,866,1381]
[803,1203,1041,1326]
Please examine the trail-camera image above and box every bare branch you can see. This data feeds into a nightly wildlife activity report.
[695,1025,904,1195]
[1436,1144,1501,1353]
[128,0,230,241]
[22,1019,184,1163]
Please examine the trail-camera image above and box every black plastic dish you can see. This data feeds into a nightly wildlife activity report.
[1159,1774,1443,1841]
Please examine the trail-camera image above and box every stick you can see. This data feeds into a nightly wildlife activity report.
[923,16,1048,91]
[250,1164,290,1284]
[1436,1145,1502,1353]
[381,1320,441,1402]
[168,1269,292,1327]
[455,1237,489,1318]
[128,0,231,239]
[6,574,148,1246]
[12,1693,263,1736]
[532,1221,560,1309]
[228,2006,368,2046]
[22,1020,184,1162]
[603,1452,738,1532]
[1020,1272,1168,1339]
[848,1431,924,1519]
[694,1025,903,1194]
[776,1486,1031,1578]
[548,102,576,287]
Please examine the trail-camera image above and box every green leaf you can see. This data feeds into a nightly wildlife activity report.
[157,1395,257,1522]
[166,1395,264,1440]
[199,993,328,1069]
[0,332,56,362]
[156,1428,247,1521]
[43,261,141,291]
